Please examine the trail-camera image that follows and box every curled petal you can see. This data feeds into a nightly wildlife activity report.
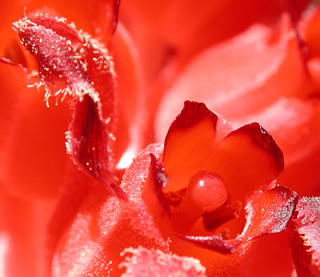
[67,95,128,200]
[13,13,124,198]
[175,186,297,255]
[177,235,241,254]
[13,14,92,101]
[296,197,320,261]
[240,186,298,241]
[120,247,206,277]
[288,197,320,275]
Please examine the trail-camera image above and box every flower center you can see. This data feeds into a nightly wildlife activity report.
[167,170,229,234]
[187,171,228,212]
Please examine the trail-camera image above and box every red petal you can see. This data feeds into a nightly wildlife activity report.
[47,164,94,268]
[67,95,127,199]
[175,186,297,255]
[296,197,320,260]
[13,13,123,198]
[164,101,218,132]
[233,97,320,196]
[163,101,218,191]
[121,247,206,277]
[11,1,120,40]
[217,123,284,202]
[240,186,298,241]
[288,196,320,275]
[122,0,305,68]
[52,144,168,276]
[162,102,284,206]
[155,16,311,141]
[229,123,284,172]
[13,14,91,100]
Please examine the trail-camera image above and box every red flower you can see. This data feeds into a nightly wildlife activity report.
[1,1,320,276]
[45,98,319,276]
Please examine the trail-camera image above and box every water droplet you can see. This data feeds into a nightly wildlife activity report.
[187,171,228,212]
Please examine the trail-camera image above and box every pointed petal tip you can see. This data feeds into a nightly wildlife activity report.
[176,233,242,254]
[228,122,284,173]
[165,101,218,135]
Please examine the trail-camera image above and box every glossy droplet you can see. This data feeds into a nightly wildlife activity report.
[187,171,228,212]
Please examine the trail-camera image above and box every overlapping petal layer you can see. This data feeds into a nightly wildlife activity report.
[13,13,127,198]
[155,16,311,142]
[51,144,169,276]
[163,101,284,205]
